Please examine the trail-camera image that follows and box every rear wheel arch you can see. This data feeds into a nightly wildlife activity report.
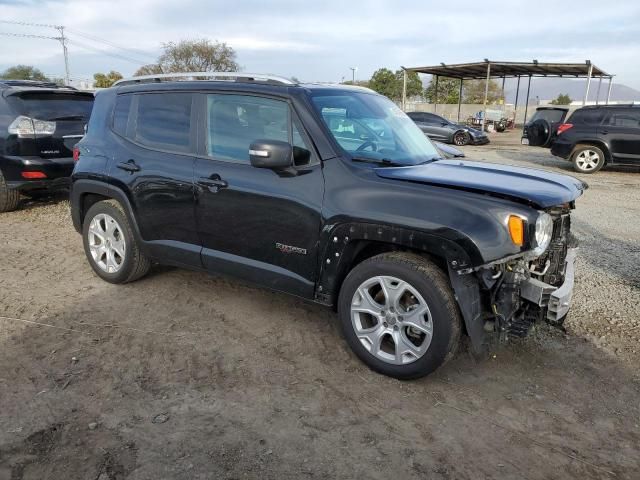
[571,140,611,163]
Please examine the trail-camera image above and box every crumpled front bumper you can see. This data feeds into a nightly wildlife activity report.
[520,247,577,322]
[546,248,577,322]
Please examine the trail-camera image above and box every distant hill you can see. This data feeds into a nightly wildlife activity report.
[506,77,640,103]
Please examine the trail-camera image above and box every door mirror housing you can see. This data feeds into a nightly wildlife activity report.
[249,140,293,169]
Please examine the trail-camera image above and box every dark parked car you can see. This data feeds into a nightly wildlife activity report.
[407,111,489,146]
[0,80,94,212]
[524,105,640,174]
[70,73,585,379]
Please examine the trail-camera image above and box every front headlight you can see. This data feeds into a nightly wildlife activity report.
[532,212,553,256]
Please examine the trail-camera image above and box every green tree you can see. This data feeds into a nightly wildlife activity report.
[424,77,460,104]
[1,65,49,81]
[368,68,422,100]
[93,70,123,88]
[135,39,239,76]
[462,79,502,104]
[550,93,572,105]
[368,68,398,99]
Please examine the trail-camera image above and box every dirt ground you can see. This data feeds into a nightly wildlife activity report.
[1,133,639,479]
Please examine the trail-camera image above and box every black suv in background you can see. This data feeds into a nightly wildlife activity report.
[406,111,489,146]
[0,80,94,212]
[524,105,640,174]
[71,73,585,379]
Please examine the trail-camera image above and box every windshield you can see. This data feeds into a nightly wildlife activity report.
[310,91,440,165]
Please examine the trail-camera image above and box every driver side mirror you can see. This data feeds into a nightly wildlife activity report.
[249,140,293,169]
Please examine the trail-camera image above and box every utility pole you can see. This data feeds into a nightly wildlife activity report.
[56,25,70,86]
[349,66,357,83]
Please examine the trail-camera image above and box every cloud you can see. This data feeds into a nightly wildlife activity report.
[1,0,639,90]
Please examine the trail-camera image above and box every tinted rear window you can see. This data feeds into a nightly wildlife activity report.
[134,93,192,152]
[605,110,640,128]
[531,109,566,123]
[12,92,94,120]
[569,109,606,126]
[112,95,132,136]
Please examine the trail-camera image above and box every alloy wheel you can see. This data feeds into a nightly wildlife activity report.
[453,132,467,146]
[87,213,126,273]
[350,275,433,365]
[575,149,601,171]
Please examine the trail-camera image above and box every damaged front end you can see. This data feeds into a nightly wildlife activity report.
[453,206,578,354]
[491,210,577,338]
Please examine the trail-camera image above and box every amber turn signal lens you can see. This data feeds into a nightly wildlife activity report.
[508,215,524,246]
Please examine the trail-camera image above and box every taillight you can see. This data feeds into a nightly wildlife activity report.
[21,171,47,179]
[8,115,56,138]
[73,146,80,162]
[557,123,573,135]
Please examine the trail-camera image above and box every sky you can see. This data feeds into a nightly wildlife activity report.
[1,0,640,92]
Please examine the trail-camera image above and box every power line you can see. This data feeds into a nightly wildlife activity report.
[0,31,59,41]
[0,20,61,29]
[65,38,148,66]
[65,28,156,62]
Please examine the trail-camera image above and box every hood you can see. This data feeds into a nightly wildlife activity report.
[375,159,587,208]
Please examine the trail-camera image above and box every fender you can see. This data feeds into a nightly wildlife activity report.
[315,221,489,353]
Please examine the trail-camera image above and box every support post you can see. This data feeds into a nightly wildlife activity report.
[522,75,532,134]
[457,78,463,123]
[606,76,613,105]
[595,76,602,105]
[434,75,439,114]
[514,76,521,126]
[501,76,506,114]
[402,68,407,111]
[583,62,593,106]
[481,62,491,132]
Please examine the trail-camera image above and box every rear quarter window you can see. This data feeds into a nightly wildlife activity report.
[112,95,132,136]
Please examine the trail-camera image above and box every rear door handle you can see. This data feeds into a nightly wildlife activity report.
[197,175,228,192]
[116,160,140,173]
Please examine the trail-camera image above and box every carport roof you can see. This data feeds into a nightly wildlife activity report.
[406,61,611,79]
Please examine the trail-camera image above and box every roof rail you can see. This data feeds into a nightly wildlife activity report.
[113,72,297,87]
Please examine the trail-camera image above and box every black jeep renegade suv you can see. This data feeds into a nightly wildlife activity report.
[0,80,94,212]
[70,73,586,379]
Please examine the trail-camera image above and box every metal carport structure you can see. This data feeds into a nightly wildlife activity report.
[402,60,613,130]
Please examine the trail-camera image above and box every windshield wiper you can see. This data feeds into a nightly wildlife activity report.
[50,115,85,121]
[351,156,405,167]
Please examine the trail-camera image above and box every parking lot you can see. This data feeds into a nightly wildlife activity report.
[1,133,639,479]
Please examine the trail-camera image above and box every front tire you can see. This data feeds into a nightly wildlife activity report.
[453,131,470,146]
[572,145,605,174]
[82,200,151,284]
[0,170,21,213]
[338,252,461,380]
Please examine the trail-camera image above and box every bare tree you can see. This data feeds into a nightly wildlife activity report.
[135,39,239,76]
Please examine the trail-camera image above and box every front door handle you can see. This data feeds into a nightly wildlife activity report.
[116,159,140,173]
[197,175,228,193]
[601,130,609,135]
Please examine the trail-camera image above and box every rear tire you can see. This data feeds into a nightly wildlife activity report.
[0,170,21,213]
[82,199,151,284]
[571,144,605,174]
[338,252,461,380]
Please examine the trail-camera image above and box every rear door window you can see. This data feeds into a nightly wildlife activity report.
[134,93,193,153]
[570,109,605,126]
[11,92,93,120]
[605,110,640,128]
